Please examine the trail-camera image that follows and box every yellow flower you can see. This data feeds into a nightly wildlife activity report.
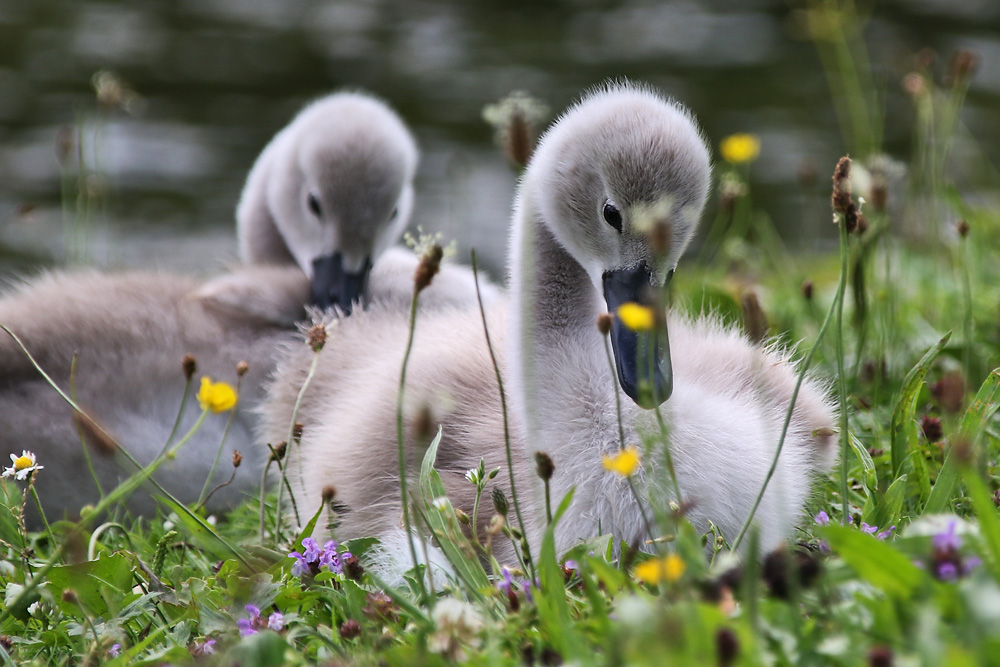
[720,133,761,165]
[634,553,686,585]
[616,303,655,332]
[197,377,238,413]
[602,446,641,476]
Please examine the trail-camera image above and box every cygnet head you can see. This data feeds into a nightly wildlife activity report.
[239,91,418,314]
[524,82,711,407]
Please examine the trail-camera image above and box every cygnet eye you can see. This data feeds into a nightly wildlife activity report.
[603,200,623,232]
[307,192,322,218]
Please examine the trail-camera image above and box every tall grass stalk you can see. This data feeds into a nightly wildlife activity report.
[276,347,322,530]
[732,215,850,551]
[470,250,534,577]
[197,375,244,505]
[69,353,104,496]
[396,286,428,602]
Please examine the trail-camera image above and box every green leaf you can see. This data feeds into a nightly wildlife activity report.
[869,474,906,530]
[890,333,950,477]
[45,553,135,617]
[849,433,876,492]
[925,369,1000,514]
[822,524,926,600]
[224,630,288,667]
[535,517,580,660]
[157,495,252,567]
[961,467,1000,579]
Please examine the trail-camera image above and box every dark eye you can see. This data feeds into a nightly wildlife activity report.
[603,200,623,232]
[307,192,322,217]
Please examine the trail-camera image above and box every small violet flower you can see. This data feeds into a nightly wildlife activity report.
[927,519,980,582]
[190,638,216,656]
[288,538,351,578]
[237,604,284,636]
[814,511,830,526]
[109,643,121,658]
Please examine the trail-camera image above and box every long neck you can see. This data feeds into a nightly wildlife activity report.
[236,142,297,267]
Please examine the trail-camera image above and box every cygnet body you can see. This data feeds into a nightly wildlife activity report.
[262,83,836,576]
[0,91,494,522]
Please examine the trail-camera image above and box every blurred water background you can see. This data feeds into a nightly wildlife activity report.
[0,0,998,282]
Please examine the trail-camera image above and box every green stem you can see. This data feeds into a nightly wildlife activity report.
[470,251,535,578]
[277,349,321,530]
[159,376,193,458]
[396,289,427,602]
[732,219,849,551]
[28,483,52,540]
[197,376,243,504]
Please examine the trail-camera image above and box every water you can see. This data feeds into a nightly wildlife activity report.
[1,0,998,282]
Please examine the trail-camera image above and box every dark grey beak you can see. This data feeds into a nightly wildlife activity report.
[602,263,673,409]
[310,252,372,316]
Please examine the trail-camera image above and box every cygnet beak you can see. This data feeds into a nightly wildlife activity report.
[602,262,673,408]
[310,252,372,316]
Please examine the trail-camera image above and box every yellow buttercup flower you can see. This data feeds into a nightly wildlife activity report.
[616,303,655,332]
[197,377,238,413]
[634,553,686,585]
[602,446,641,477]
[720,133,761,165]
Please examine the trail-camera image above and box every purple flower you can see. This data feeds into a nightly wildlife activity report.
[289,551,309,577]
[860,522,878,534]
[267,612,284,631]
[496,567,515,595]
[109,643,121,657]
[563,559,578,571]
[877,526,896,540]
[238,604,281,636]
[301,538,322,563]
[936,561,958,581]
[933,520,962,552]
[191,638,216,656]
[814,511,830,526]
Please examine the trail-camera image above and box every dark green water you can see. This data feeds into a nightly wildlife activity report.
[1,0,998,280]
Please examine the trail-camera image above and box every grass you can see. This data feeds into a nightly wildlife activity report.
[2,4,1000,665]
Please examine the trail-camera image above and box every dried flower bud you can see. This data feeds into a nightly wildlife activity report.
[716,627,740,667]
[292,422,304,443]
[231,450,242,468]
[339,619,362,640]
[413,244,444,292]
[741,290,768,344]
[270,441,287,462]
[62,589,79,604]
[957,219,970,238]
[931,372,965,414]
[413,403,435,443]
[482,91,549,170]
[236,360,250,377]
[492,486,509,517]
[182,354,197,381]
[921,415,943,443]
[73,410,117,456]
[597,313,613,335]
[322,485,337,504]
[342,553,365,581]
[306,323,327,352]
[0,636,11,651]
[868,646,894,667]
[487,514,505,536]
[947,49,979,86]
[534,452,554,482]
[801,280,814,300]
[830,156,866,234]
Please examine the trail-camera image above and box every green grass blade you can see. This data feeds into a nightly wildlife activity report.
[822,524,927,600]
[890,333,950,478]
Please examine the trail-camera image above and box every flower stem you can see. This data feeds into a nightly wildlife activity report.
[470,251,535,578]
[197,376,243,505]
[732,217,849,551]
[396,287,427,602]
[277,348,321,530]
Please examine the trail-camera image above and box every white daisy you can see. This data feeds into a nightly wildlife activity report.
[2,450,43,481]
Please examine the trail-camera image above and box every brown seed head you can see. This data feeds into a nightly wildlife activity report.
[801,279,814,300]
[902,72,928,98]
[957,219,970,238]
[338,619,362,640]
[236,360,250,377]
[322,485,337,504]
[921,415,943,443]
[231,450,243,468]
[182,354,197,381]
[306,323,327,352]
[596,313,613,335]
[868,646,894,667]
[948,49,980,86]
[292,422,304,443]
[648,218,671,257]
[740,290,768,344]
[270,441,287,462]
[534,452,555,482]
[413,244,444,292]
[716,627,740,667]
[73,410,117,457]
[506,109,533,169]
[931,372,966,414]
[62,589,79,604]
[0,636,11,651]
[412,403,435,443]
